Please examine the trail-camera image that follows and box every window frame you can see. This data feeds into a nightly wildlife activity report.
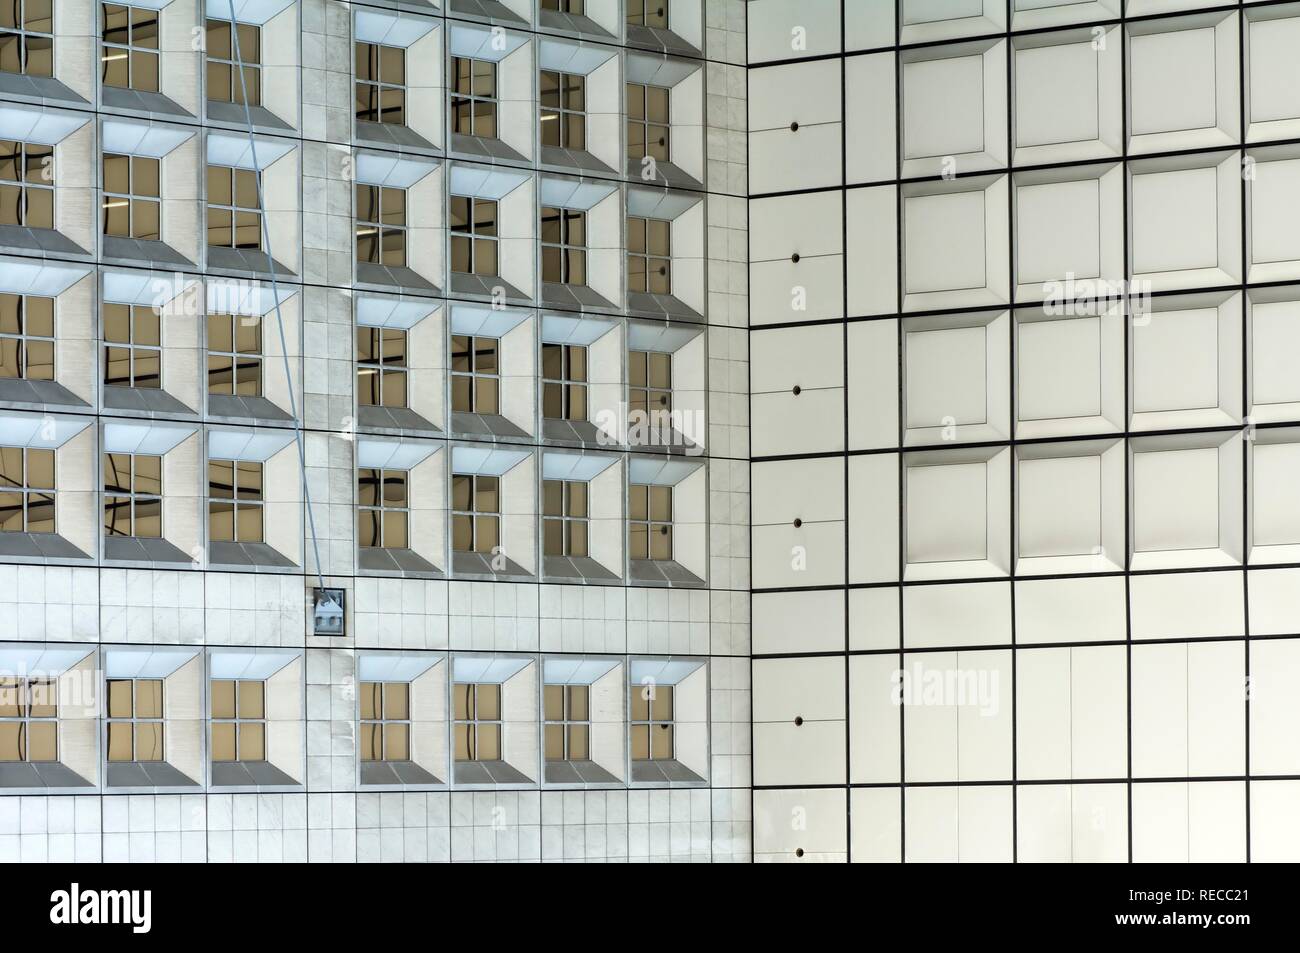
[540,206,587,286]
[355,40,406,126]
[101,3,159,93]
[543,683,590,762]
[539,69,586,151]
[0,445,56,535]
[452,682,501,762]
[448,195,499,278]
[209,678,266,762]
[629,682,674,761]
[355,325,408,409]
[450,473,499,555]
[206,311,263,398]
[0,0,54,78]
[105,676,165,764]
[0,292,55,383]
[627,215,672,295]
[103,301,162,390]
[449,334,500,416]
[206,164,262,251]
[0,139,55,229]
[542,478,589,558]
[204,17,261,107]
[628,348,672,422]
[0,676,58,763]
[357,466,409,551]
[541,342,588,421]
[207,458,264,544]
[450,56,497,139]
[358,680,411,763]
[629,482,672,562]
[355,183,407,267]
[626,82,671,164]
[103,451,163,540]
[102,152,161,241]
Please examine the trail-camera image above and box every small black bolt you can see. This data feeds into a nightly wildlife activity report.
[791,253,800,264]
[793,518,802,528]
[794,716,804,726]
[790,121,799,132]
[795,848,805,858]
[792,385,801,396]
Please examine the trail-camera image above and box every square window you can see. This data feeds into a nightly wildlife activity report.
[900,40,1007,176]
[902,311,1009,445]
[1127,15,1238,154]
[904,446,1010,579]
[1130,433,1243,570]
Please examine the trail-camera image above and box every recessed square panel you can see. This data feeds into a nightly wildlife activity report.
[1131,433,1243,569]
[1250,296,1300,420]
[1019,456,1101,558]
[903,311,1009,445]
[900,41,1008,176]
[903,56,986,160]
[1129,29,1217,136]
[1131,168,1218,274]
[907,462,988,564]
[903,176,1010,310]
[904,446,1011,579]
[1135,448,1220,552]
[1130,292,1241,430]
[1127,14,1239,154]
[1129,153,1241,292]
[1247,11,1300,140]
[905,191,987,294]
[1132,308,1219,414]
[1016,304,1124,439]
[1015,176,1109,292]
[1012,28,1122,165]
[905,326,987,430]
[1252,441,1300,549]
[1018,317,1100,421]
[1248,152,1300,282]
[1015,42,1098,149]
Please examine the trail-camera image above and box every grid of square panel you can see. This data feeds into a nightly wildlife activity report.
[748,0,1300,862]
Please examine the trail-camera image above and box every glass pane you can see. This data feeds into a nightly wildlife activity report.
[569,685,589,721]
[453,723,471,762]
[359,681,380,720]
[542,518,562,556]
[567,724,589,760]
[453,683,473,721]
[135,678,163,719]
[451,475,471,511]
[543,684,564,722]
[384,723,409,761]
[475,476,499,514]
[568,520,587,558]
[475,684,500,721]
[28,678,55,717]
[27,449,52,489]
[650,486,672,521]
[236,502,263,543]
[211,722,236,761]
[383,683,408,721]
[542,480,563,517]
[629,724,650,761]
[106,679,133,718]
[475,377,498,415]
[358,722,380,761]
[630,686,650,722]
[450,375,472,413]
[107,722,134,762]
[477,723,500,760]
[135,722,164,762]
[211,680,236,719]
[544,724,564,761]
[239,722,265,761]
[474,338,497,374]
[0,678,19,716]
[27,721,56,761]
[651,723,673,760]
[382,510,407,549]
[650,523,672,560]
[0,722,20,761]
[237,680,264,719]
[651,684,674,721]
[475,515,499,554]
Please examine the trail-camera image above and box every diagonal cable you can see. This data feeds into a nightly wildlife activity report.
[224,0,326,592]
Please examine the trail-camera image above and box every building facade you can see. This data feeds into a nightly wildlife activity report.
[749,0,1300,862]
[0,0,751,862]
